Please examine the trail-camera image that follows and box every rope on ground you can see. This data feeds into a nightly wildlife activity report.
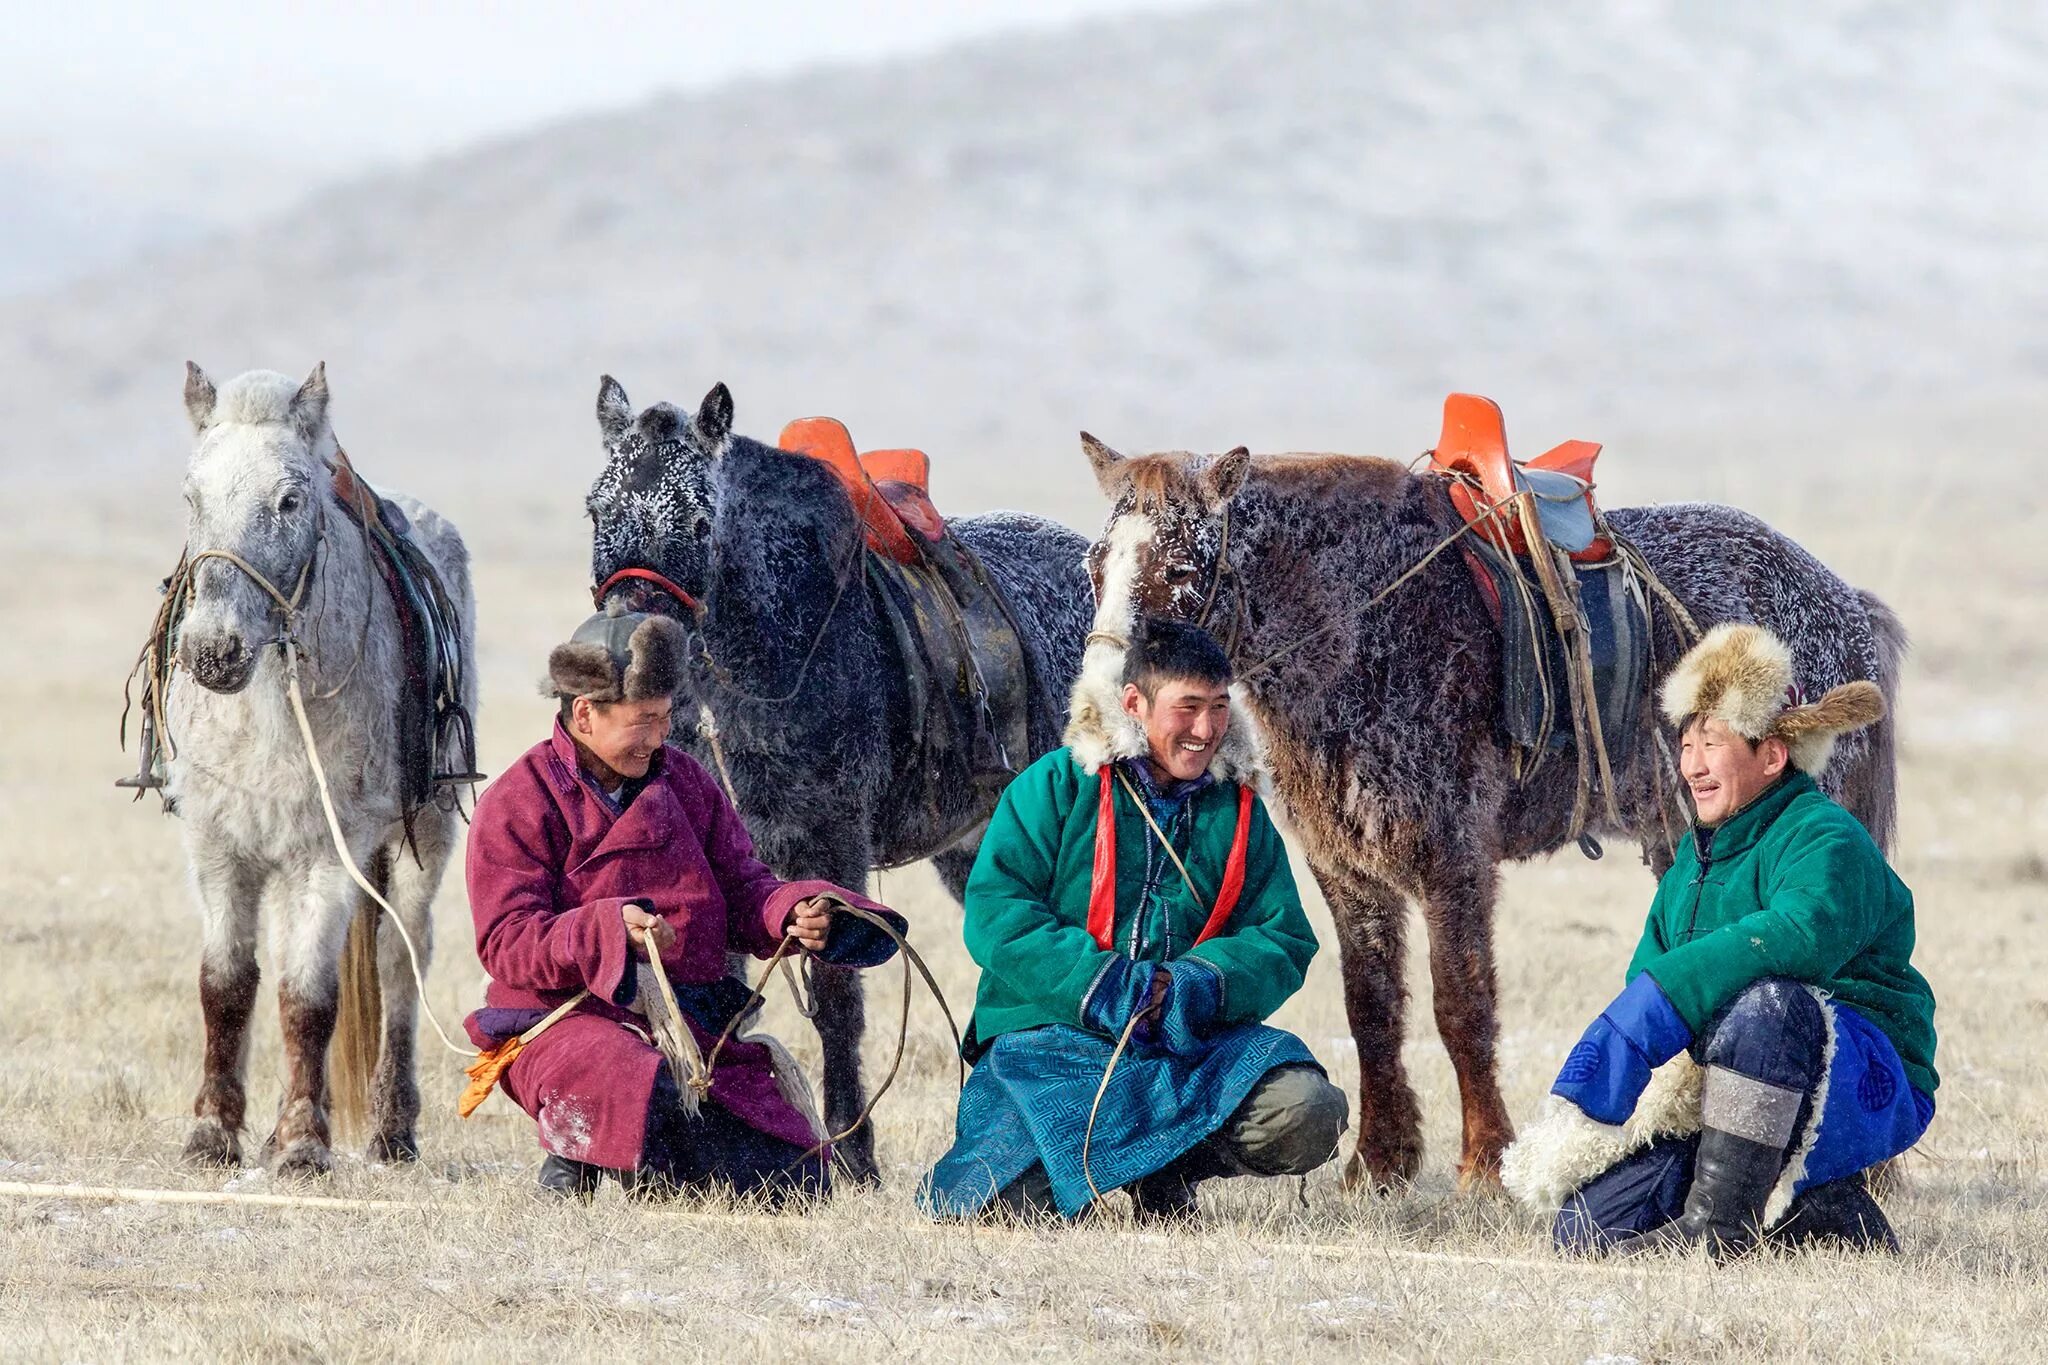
[0,1179,1662,1278]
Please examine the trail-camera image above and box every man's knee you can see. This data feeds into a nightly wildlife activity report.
[1699,978,1826,1090]
[1223,1064,1349,1177]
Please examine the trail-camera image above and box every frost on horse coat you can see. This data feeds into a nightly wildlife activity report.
[582,378,1093,1182]
[168,363,475,1175]
[464,722,898,1169]
[1077,439,1907,1192]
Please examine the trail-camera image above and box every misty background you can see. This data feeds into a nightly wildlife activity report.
[2,0,2042,526]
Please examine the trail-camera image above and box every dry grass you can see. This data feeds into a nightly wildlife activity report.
[2,444,2043,1362]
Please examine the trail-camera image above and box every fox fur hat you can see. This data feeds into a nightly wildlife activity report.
[1659,622,1886,774]
[544,606,690,704]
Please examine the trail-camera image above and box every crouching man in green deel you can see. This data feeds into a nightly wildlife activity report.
[1507,623,1937,1261]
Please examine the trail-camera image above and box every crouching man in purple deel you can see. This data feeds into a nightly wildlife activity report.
[462,609,905,1202]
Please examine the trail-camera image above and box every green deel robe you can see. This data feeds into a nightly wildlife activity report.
[962,746,1318,1049]
[1626,768,1938,1097]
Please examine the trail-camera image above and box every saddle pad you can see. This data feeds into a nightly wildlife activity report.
[1514,465,1598,554]
[1468,538,1650,780]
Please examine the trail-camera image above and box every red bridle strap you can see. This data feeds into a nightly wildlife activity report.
[593,566,702,615]
[1087,768,1255,951]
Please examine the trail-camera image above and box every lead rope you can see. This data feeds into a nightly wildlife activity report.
[176,535,480,1059]
[1079,772,1217,1207]
[282,637,478,1058]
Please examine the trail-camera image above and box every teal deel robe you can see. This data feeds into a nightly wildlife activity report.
[1627,769,1938,1098]
[961,746,1319,1051]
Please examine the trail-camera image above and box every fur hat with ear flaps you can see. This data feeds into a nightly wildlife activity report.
[1659,622,1886,775]
[544,607,690,704]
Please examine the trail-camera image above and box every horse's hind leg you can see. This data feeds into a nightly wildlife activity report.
[1315,862,1424,1191]
[811,962,874,1185]
[368,817,449,1162]
[1418,853,1516,1192]
[183,845,265,1167]
[263,861,357,1177]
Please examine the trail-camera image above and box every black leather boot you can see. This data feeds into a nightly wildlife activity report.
[1614,1124,1786,1262]
[537,1153,603,1200]
[1769,1174,1900,1254]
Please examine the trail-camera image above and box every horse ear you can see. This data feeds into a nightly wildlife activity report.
[183,362,217,433]
[290,362,329,443]
[1080,432,1126,492]
[693,382,734,448]
[1199,446,1252,508]
[597,375,633,443]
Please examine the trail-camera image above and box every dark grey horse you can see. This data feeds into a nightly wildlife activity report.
[1079,439,1905,1194]
[586,378,1091,1182]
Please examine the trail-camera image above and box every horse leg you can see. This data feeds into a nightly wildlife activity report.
[368,817,449,1163]
[1315,862,1423,1190]
[810,959,873,1185]
[930,827,984,904]
[182,845,264,1167]
[1419,855,1517,1192]
[263,861,356,1177]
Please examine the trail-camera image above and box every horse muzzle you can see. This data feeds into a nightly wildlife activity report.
[181,633,257,694]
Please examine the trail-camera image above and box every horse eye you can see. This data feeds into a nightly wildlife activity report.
[691,516,711,542]
[1165,564,1199,585]
[278,492,302,515]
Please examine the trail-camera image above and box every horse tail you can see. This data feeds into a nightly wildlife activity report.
[329,890,385,1143]
[1840,588,1908,854]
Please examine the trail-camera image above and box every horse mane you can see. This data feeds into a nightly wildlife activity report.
[211,371,308,428]
[1119,449,1414,511]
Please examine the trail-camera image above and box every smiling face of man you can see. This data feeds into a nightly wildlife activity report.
[571,694,674,782]
[1122,675,1232,784]
[1679,714,1789,826]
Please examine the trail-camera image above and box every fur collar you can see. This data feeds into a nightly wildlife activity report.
[1063,513,1268,789]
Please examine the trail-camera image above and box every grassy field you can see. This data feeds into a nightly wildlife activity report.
[1,442,2042,1362]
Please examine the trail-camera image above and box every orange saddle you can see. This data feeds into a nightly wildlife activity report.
[777,418,946,563]
[1428,393,1611,562]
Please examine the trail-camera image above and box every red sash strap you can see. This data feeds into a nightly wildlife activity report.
[1086,767,1255,951]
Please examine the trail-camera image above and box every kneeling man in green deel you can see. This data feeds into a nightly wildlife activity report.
[921,619,1346,1222]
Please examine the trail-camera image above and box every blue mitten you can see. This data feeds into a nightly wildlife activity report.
[1550,973,1692,1125]
[1082,957,1155,1037]
[1149,959,1225,1054]
[810,902,908,968]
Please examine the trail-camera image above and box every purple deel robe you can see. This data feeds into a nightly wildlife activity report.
[463,720,897,1170]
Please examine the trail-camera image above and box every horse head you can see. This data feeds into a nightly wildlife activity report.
[587,376,734,617]
[1080,433,1254,653]
[177,362,336,693]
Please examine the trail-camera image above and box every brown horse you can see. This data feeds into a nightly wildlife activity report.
[1077,435,1904,1191]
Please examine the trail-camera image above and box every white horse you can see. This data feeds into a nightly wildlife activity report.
[168,362,476,1175]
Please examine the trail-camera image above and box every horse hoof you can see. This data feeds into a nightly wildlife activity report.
[268,1140,333,1180]
[833,1150,881,1190]
[1342,1145,1421,1195]
[181,1120,242,1168]
[366,1131,420,1164]
[1455,1163,1506,1197]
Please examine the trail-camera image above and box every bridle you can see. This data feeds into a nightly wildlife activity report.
[1189,499,1247,660]
[592,565,703,616]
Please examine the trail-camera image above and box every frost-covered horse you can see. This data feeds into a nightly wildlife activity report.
[165,363,476,1174]
[585,378,1091,1181]
[1077,435,1904,1193]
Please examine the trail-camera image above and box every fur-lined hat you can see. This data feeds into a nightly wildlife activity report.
[1659,623,1885,774]
[544,607,690,704]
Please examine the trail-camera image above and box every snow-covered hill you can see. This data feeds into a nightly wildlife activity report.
[3,0,2042,512]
